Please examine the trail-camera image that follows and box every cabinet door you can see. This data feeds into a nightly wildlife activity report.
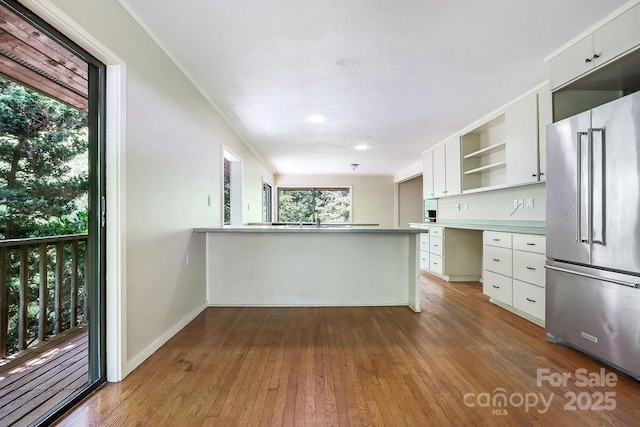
[593,3,640,68]
[422,150,435,199]
[537,86,552,180]
[548,36,594,90]
[433,144,446,198]
[444,136,461,196]
[506,92,539,185]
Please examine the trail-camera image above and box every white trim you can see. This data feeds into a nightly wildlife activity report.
[116,0,276,175]
[544,0,640,62]
[393,161,422,184]
[124,303,207,375]
[20,0,128,382]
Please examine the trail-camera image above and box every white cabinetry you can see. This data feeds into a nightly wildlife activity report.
[506,92,539,185]
[422,150,435,199]
[483,232,546,326]
[537,86,552,180]
[548,3,640,90]
[419,226,482,282]
[424,136,461,198]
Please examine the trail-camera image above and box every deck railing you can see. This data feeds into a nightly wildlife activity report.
[0,234,88,360]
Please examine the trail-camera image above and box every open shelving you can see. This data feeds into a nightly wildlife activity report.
[461,114,507,192]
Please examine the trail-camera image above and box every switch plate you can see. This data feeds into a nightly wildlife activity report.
[513,199,519,209]
[525,198,534,208]
[517,199,523,209]
[456,203,460,211]
[464,203,469,211]
[207,195,212,207]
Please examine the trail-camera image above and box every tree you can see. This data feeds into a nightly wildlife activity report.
[0,76,88,239]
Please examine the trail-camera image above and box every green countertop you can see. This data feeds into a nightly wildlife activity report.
[409,220,545,235]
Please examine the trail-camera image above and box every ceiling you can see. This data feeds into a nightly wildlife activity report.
[121,0,628,176]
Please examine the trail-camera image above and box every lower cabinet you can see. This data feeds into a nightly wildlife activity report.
[483,231,546,326]
[418,226,482,282]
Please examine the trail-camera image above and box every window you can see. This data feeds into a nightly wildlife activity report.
[223,158,231,224]
[262,182,272,222]
[277,187,351,223]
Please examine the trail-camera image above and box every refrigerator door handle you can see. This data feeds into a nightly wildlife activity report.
[545,265,640,289]
[576,131,588,243]
[587,128,594,248]
[591,127,606,246]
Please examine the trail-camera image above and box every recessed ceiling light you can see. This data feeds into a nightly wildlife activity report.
[354,144,369,150]
[306,115,326,124]
[336,58,350,67]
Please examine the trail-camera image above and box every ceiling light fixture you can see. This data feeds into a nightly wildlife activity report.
[336,58,350,67]
[351,163,359,171]
[354,144,369,150]
[306,115,326,124]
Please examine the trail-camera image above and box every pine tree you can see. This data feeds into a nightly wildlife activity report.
[0,76,88,239]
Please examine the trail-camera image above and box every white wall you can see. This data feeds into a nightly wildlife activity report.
[49,0,273,374]
[438,183,545,221]
[275,175,395,227]
[398,176,423,227]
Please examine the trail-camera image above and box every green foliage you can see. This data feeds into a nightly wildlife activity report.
[0,76,88,239]
[278,188,350,223]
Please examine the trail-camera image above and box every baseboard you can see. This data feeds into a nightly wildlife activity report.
[124,302,207,377]
[207,302,409,308]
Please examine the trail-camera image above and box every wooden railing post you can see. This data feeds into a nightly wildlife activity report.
[83,244,88,324]
[0,248,7,358]
[38,243,48,342]
[55,241,64,335]
[70,240,78,328]
[19,246,28,351]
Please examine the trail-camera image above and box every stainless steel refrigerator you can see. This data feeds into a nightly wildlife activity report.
[546,90,640,380]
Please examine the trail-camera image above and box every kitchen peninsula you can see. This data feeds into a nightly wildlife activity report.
[194,226,422,312]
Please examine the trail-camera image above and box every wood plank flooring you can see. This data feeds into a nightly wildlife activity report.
[0,332,88,426]
[58,275,640,426]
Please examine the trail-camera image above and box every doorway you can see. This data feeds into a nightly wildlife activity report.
[397,175,424,227]
[0,0,106,424]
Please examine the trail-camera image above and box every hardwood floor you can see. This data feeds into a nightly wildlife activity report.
[0,332,88,426]
[58,275,640,426]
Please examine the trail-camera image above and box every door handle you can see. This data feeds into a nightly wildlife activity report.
[545,265,640,289]
[576,131,588,243]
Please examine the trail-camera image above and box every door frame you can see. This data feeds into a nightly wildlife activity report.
[19,0,128,382]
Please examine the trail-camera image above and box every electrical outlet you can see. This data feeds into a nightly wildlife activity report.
[513,199,519,209]
[525,198,534,208]
[207,195,212,207]
[456,203,460,211]
[464,203,469,211]
[517,199,523,209]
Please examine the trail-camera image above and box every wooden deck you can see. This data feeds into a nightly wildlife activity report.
[0,332,88,426]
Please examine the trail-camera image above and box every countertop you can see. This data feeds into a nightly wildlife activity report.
[193,225,421,234]
[409,220,546,235]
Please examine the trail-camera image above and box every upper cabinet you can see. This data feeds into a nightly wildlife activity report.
[424,136,461,199]
[548,3,640,90]
[537,86,552,180]
[505,92,538,185]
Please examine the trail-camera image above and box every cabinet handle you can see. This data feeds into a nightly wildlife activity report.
[433,244,438,247]
[593,53,600,59]
[492,238,500,242]
[526,298,536,303]
[526,243,536,246]
[526,266,536,271]
[585,58,592,63]
[492,285,500,289]
[532,173,537,177]
[433,262,438,265]
[540,172,545,177]
[492,258,500,262]
[443,190,448,194]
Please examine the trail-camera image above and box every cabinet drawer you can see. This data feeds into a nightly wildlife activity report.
[483,245,512,276]
[513,280,545,321]
[513,251,546,287]
[429,236,443,256]
[483,231,512,249]
[420,233,429,245]
[483,270,512,305]
[513,234,546,254]
[419,250,430,271]
[430,226,444,238]
[420,237,430,252]
[430,254,443,275]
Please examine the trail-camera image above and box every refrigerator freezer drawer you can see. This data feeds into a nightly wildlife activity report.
[546,261,640,379]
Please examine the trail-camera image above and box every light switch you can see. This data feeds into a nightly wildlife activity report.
[456,203,460,211]
[517,199,523,209]
[464,203,469,211]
